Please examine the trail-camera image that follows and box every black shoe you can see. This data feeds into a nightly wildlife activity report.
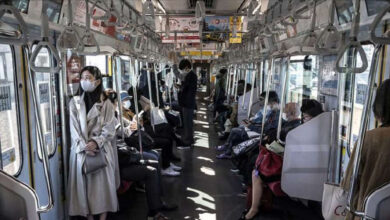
[171,154,181,162]
[161,201,178,211]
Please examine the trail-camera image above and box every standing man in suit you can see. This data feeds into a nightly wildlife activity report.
[173,59,197,148]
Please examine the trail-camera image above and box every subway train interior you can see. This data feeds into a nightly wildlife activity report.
[1,0,390,219]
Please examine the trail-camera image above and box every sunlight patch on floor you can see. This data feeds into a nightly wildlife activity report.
[194,131,210,148]
[194,120,208,125]
[197,156,214,163]
[187,187,216,210]
[200,166,215,176]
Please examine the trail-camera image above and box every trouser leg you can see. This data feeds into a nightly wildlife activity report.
[153,137,172,169]
[182,107,194,145]
[120,165,162,213]
[142,150,163,195]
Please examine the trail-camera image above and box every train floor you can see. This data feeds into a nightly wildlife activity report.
[108,86,323,220]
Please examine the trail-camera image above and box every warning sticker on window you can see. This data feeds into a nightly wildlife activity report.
[0,85,12,111]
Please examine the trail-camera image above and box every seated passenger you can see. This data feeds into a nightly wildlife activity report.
[105,90,177,220]
[125,89,183,177]
[341,79,390,220]
[242,99,323,219]
[68,66,118,220]
[216,91,279,159]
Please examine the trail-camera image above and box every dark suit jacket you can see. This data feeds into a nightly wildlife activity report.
[179,71,197,109]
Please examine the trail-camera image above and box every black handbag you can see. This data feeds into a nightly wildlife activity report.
[124,130,154,151]
[117,142,142,166]
[232,137,261,157]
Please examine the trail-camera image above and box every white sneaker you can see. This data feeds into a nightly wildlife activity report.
[170,163,182,171]
[177,145,191,150]
[161,167,180,176]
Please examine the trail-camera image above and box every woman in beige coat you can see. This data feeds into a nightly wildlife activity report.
[68,66,118,219]
[342,79,390,219]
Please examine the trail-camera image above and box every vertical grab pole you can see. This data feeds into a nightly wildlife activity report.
[27,52,54,212]
[154,63,160,107]
[114,56,125,139]
[248,63,257,118]
[146,62,155,130]
[260,59,274,146]
[130,58,144,161]
[234,64,239,101]
[241,65,249,109]
[347,45,381,217]
[276,57,290,144]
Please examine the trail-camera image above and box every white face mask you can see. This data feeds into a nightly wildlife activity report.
[81,80,97,92]
[179,68,191,75]
[282,113,288,121]
[123,100,131,109]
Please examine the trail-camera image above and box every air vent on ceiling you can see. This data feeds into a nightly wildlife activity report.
[189,0,213,8]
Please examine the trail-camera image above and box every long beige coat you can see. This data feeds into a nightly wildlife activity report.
[68,94,119,217]
[342,126,390,219]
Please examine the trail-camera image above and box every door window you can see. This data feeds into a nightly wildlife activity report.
[0,45,22,175]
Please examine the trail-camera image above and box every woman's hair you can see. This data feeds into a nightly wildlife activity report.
[78,66,103,95]
[104,89,117,104]
[260,91,279,104]
[285,102,301,119]
[78,66,104,112]
[373,79,390,126]
[300,99,323,118]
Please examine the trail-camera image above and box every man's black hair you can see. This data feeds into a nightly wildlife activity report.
[179,59,192,70]
[373,79,390,126]
[301,99,323,118]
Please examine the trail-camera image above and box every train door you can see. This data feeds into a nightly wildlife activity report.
[0,45,29,184]
[27,44,64,219]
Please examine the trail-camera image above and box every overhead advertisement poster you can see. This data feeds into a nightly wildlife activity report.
[203,16,230,43]
[73,1,117,38]
[156,17,200,43]
[229,16,242,44]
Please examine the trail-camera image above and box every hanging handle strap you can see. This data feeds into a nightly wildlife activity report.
[29,14,61,73]
[57,0,84,52]
[0,5,28,45]
[78,0,100,55]
[370,5,390,45]
[335,0,368,74]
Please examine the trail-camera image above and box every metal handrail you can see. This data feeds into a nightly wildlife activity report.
[259,58,274,146]
[129,58,145,162]
[154,63,160,107]
[247,63,257,118]
[370,5,390,45]
[276,57,290,145]
[346,44,382,219]
[241,65,249,109]
[57,0,84,52]
[114,56,125,139]
[29,14,61,73]
[27,48,54,213]
[335,0,368,74]
[78,0,100,56]
[315,0,341,53]
[0,5,28,45]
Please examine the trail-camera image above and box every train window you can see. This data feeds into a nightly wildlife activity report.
[85,55,107,75]
[32,46,57,159]
[121,59,131,91]
[0,45,22,176]
[12,0,29,13]
[339,44,375,171]
[287,55,319,104]
[335,0,354,25]
[365,0,390,17]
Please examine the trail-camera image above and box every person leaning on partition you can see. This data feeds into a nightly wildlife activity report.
[341,79,390,220]
[67,66,118,219]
